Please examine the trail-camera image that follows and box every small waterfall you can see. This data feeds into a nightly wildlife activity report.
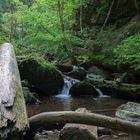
[86,73,103,79]
[55,76,79,98]
[87,73,109,98]
[73,65,84,71]
[96,88,104,97]
[95,88,109,98]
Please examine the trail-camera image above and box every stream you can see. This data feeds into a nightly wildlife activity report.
[27,75,128,117]
[27,74,135,140]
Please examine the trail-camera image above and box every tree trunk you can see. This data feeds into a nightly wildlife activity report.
[57,0,69,53]
[100,0,115,32]
[0,43,29,139]
[29,111,140,136]
[57,0,77,64]
[80,4,83,33]
[134,0,139,15]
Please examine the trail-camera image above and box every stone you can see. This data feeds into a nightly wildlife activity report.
[69,81,99,97]
[57,64,73,73]
[18,57,64,96]
[66,69,87,80]
[59,108,97,140]
[116,102,140,122]
[116,102,140,140]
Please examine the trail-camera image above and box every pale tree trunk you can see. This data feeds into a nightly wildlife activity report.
[100,0,115,32]
[80,3,83,33]
[9,4,14,41]
[134,0,139,15]
[28,111,140,136]
[57,0,77,64]
[57,0,69,52]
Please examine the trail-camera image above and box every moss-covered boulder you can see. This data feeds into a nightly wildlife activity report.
[66,69,87,80]
[116,102,140,122]
[57,64,73,73]
[69,81,98,97]
[18,57,64,96]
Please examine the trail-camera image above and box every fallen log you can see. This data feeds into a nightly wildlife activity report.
[59,108,97,140]
[0,43,29,139]
[29,111,140,136]
[87,78,140,99]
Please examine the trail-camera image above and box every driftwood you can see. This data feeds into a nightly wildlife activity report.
[59,108,97,140]
[29,111,140,136]
[0,43,29,139]
[88,78,140,99]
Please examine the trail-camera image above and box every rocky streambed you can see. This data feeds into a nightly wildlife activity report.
[17,57,140,140]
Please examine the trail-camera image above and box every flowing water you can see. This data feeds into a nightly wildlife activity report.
[27,75,138,140]
[27,76,128,117]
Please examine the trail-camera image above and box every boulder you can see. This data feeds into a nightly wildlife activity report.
[18,57,64,96]
[66,69,87,80]
[116,102,140,140]
[57,64,73,73]
[69,81,99,97]
[88,78,140,99]
[59,108,98,140]
[0,43,29,139]
[116,102,140,122]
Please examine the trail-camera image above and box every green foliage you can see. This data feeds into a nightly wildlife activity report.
[115,34,140,71]
[0,0,87,61]
[96,0,110,16]
[80,27,120,55]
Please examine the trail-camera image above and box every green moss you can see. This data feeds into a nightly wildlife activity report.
[18,56,64,95]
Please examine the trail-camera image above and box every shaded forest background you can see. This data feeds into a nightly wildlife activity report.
[1,0,140,81]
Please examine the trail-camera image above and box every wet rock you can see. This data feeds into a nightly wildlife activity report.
[18,57,64,96]
[98,135,119,140]
[69,81,98,96]
[59,108,97,140]
[66,69,87,80]
[88,78,140,99]
[116,102,140,122]
[34,130,59,140]
[116,102,140,140]
[57,64,73,73]
[65,70,86,80]
[98,127,113,136]
[86,73,104,80]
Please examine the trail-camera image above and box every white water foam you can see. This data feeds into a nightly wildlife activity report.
[55,76,79,98]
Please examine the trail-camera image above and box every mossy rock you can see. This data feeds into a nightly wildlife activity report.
[87,66,110,79]
[69,81,98,97]
[66,69,87,80]
[57,64,73,73]
[18,57,64,96]
[116,102,140,122]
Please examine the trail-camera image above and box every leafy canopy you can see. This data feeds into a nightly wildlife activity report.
[115,34,140,71]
